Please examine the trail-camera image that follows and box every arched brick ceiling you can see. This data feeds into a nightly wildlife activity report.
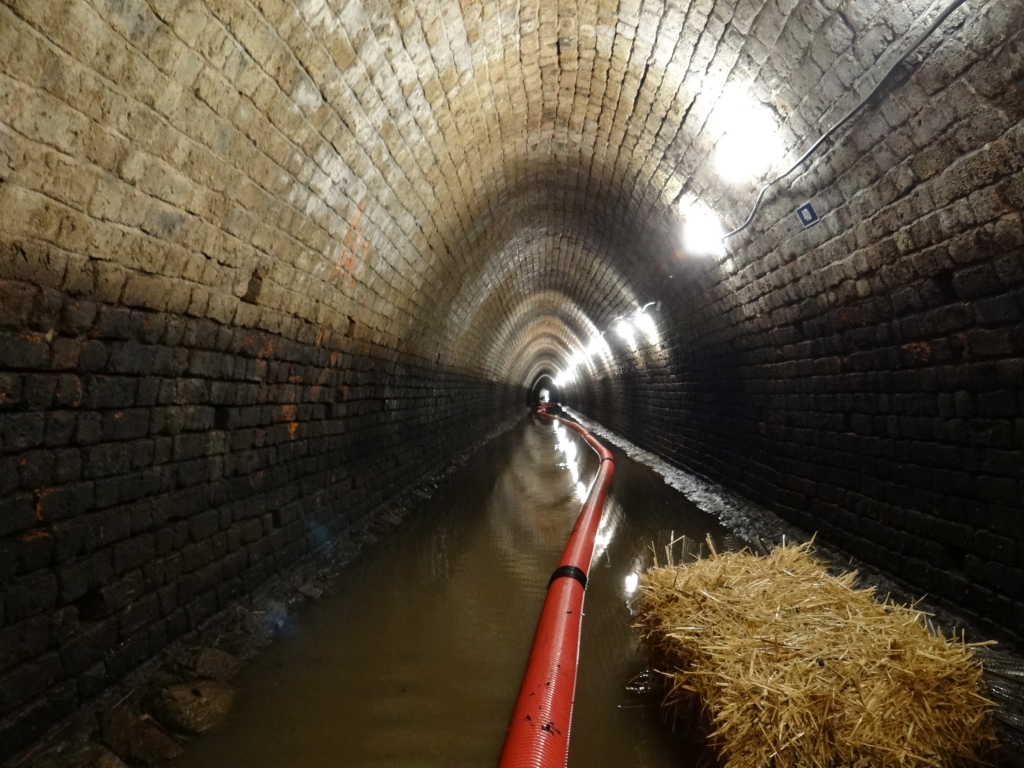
[11,0,950,390]
[3,0,991,382]
[232,0,958,387]
[146,0,910,389]
[250,0,696,371]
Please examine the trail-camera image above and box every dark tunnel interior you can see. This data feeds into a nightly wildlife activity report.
[0,0,1023,759]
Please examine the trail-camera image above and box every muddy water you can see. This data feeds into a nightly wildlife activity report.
[172,415,730,768]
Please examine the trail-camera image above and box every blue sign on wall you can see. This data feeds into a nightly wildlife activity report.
[796,202,819,227]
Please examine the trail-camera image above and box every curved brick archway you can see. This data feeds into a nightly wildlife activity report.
[0,0,1022,755]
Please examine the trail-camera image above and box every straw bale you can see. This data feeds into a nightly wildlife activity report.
[633,542,996,768]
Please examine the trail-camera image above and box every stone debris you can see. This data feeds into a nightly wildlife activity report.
[193,647,241,682]
[297,581,324,600]
[152,681,236,735]
[89,746,129,768]
[245,600,289,638]
[100,709,183,765]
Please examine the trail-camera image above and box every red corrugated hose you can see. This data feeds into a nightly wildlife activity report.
[497,404,615,768]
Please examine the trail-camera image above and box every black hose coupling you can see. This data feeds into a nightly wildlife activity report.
[548,565,588,590]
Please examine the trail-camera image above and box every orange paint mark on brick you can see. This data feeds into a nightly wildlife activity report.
[280,404,298,421]
[310,385,321,401]
[340,385,349,401]
[838,307,868,328]
[21,529,50,542]
[33,488,51,520]
[902,342,932,365]
[259,339,276,359]
[287,422,299,440]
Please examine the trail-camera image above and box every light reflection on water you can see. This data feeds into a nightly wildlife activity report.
[171,416,727,768]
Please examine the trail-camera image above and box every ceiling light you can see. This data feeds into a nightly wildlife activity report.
[634,311,658,345]
[712,85,783,185]
[681,201,725,258]
[615,319,636,350]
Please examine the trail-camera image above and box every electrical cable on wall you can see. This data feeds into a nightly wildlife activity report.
[722,0,972,240]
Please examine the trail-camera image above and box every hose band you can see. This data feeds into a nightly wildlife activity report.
[548,565,587,590]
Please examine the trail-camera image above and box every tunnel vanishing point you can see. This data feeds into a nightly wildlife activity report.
[0,0,1023,757]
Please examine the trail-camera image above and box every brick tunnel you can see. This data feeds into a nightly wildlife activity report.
[1,0,1023,761]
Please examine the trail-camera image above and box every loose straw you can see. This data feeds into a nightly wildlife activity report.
[634,542,997,768]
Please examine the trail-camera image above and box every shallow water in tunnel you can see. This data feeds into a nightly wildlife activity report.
[169,415,729,767]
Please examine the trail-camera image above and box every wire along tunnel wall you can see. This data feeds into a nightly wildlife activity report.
[498,405,616,768]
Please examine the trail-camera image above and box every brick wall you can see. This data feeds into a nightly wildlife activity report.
[0,292,515,754]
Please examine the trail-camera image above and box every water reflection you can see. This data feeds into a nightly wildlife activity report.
[171,417,726,768]
[593,497,622,561]
[551,420,620,558]
[555,423,591,499]
[487,421,588,595]
[624,571,639,595]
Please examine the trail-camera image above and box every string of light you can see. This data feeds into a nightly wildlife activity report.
[553,302,660,388]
